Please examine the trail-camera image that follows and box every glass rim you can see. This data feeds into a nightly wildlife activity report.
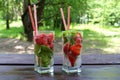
[62,29,83,38]
[33,31,54,36]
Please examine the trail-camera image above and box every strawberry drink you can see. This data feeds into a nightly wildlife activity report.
[62,30,82,73]
[34,31,54,74]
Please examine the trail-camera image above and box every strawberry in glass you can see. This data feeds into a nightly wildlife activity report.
[34,31,54,74]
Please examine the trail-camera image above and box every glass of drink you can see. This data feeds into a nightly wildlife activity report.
[34,31,54,74]
[62,30,82,73]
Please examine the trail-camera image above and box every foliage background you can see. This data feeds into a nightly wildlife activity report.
[0,0,120,54]
[0,0,120,27]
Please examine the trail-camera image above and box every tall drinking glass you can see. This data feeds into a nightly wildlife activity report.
[62,30,82,73]
[34,31,54,74]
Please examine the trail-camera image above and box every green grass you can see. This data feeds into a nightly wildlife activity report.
[0,21,25,40]
[0,20,120,54]
[0,21,62,40]
[72,24,120,54]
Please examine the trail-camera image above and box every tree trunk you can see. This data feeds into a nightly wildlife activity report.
[6,19,9,29]
[6,0,10,29]
[21,0,45,41]
[21,0,33,41]
[53,17,64,30]
[37,0,46,25]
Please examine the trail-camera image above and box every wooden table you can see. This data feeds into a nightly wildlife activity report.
[0,54,120,80]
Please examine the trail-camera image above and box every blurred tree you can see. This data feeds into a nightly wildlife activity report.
[0,0,23,29]
[41,0,88,29]
[87,0,120,25]
[21,0,88,41]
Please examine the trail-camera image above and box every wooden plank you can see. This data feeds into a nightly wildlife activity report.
[0,65,120,80]
[82,54,120,65]
[0,54,120,65]
[0,54,33,65]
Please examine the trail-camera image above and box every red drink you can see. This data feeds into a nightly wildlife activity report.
[62,30,82,73]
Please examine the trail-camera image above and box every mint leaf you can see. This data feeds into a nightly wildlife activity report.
[63,30,77,45]
[40,54,51,67]
[34,44,41,56]
[40,45,53,58]
[34,44,53,67]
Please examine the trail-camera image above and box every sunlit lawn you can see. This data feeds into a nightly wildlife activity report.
[72,24,120,54]
[0,21,25,40]
[0,20,120,54]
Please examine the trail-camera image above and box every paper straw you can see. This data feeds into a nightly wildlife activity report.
[60,8,67,30]
[28,6,36,35]
[67,6,70,30]
[34,5,38,35]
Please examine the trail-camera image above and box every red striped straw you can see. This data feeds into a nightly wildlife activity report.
[28,6,36,35]
[67,6,70,30]
[60,8,67,30]
[33,5,38,35]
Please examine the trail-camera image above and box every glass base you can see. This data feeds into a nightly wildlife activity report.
[34,66,54,74]
[62,66,81,73]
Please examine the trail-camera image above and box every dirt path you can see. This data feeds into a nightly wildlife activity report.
[0,38,62,54]
[0,38,120,54]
